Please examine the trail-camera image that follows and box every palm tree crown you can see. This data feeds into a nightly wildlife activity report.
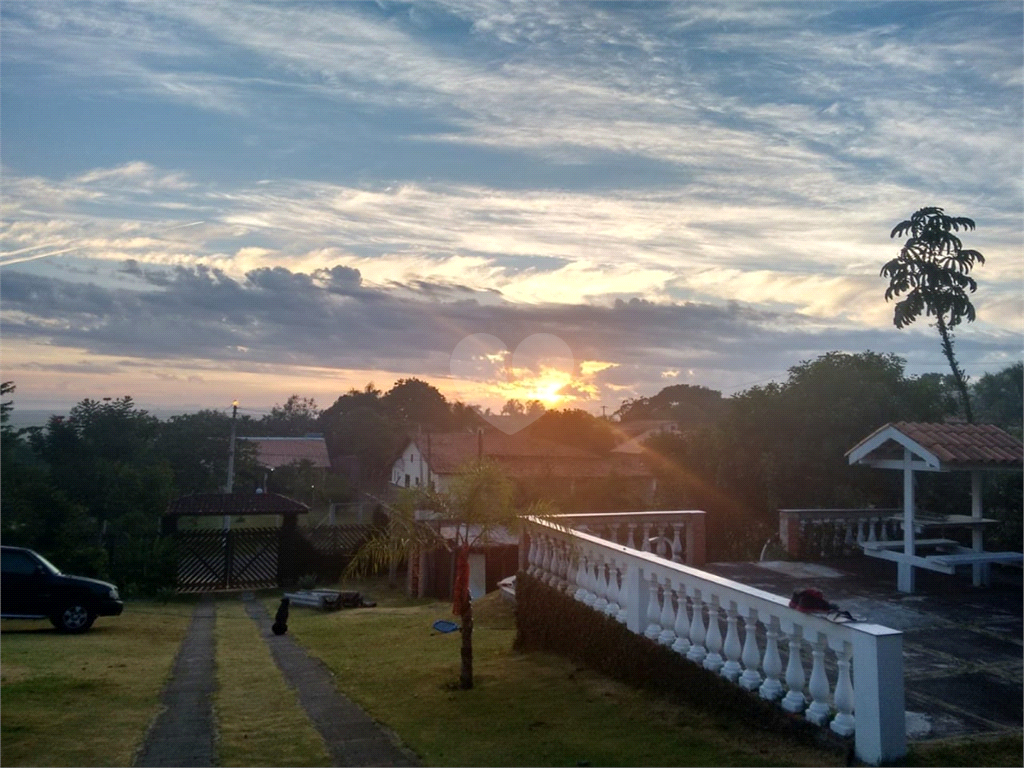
[881,206,985,421]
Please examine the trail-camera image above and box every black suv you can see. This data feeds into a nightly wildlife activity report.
[1,546,124,632]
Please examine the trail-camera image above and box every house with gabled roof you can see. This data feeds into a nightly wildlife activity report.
[389,429,656,498]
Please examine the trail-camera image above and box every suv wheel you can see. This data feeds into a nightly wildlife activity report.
[52,604,95,633]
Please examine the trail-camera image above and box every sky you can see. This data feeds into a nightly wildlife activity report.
[1,1,1022,419]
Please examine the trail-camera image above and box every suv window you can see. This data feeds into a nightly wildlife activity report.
[1,550,38,575]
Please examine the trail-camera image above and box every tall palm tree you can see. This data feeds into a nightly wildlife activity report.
[881,206,985,422]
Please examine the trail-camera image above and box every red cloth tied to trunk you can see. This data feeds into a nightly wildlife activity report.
[452,545,470,616]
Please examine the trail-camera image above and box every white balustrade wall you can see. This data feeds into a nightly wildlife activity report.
[548,511,707,567]
[523,516,907,766]
[779,509,904,560]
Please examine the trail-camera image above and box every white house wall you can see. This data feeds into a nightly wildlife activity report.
[390,440,450,491]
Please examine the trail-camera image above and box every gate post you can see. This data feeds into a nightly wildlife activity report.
[223,530,234,590]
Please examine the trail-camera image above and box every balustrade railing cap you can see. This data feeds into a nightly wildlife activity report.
[525,516,902,639]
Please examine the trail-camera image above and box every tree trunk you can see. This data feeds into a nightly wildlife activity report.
[936,316,974,423]
[459,602,474,689]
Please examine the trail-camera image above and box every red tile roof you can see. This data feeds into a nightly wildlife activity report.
[853,422,1023,468]
[411,431,653,478]
[243,437,332,469]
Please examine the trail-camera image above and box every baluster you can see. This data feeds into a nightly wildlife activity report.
[540,537,554,585]
[560,543,574,595]
[686,589,707,663]
[702,595,724,672]
[805,632,832,725]
[604,559,620,617]
[739,608,762,691]
[759,616,784,701]
[582,555,598,607]
[562,545,577,597]
[671,524,683,563]
[881,519,890,542]
[856,518,866,544]
[781,625,807,713]
[627,523,638,549]
[720,602,743,682]
[831,522,842,555]
[526,535,539,576]
[615,564,628,624]
[657,576,677,646]
[843,521,854,553]
[867,517,878,544]
[641,524,653,552]
[830,641,855,736]
[671,580,691,654]
[655,526,668,558]
[643,572,662,640]
[578,555,594,605]
[593,556,609,613]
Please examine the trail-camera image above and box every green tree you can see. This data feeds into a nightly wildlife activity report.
[347,460,551,689]
[257,394,321,436]
[1,383,106,576]
[882,206,985,421]
[972,362,1023,437]
[614,383,724,428]
[30,397,174,536]
[381,378,452,428]
[525,408,617,455]
[156,410,258,494]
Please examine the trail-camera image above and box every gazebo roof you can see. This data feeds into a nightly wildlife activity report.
[165,492,310,517]
[846,421,1023,472]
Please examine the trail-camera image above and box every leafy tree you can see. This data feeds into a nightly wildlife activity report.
[615,384,724,429]
[321,406,407,484]
[882,206,985,421]
[646,351,959,560]
[347,460,551,689]
[156,410,259,495]
[381,378,452,428]
[257,394,321,436]
[501,398,545,417]
[525,408,617,455]
[972,362,1023,436]
[0,383,106,576]
[30,397,174,536]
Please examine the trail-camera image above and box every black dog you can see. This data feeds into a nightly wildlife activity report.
[271,597,289,636]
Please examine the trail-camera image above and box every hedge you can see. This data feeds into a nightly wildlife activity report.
[513,571,850,757]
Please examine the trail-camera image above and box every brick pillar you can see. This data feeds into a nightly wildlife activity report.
[779,510,801,558]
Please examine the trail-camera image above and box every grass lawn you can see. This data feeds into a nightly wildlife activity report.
[213,597,331,766]
[0,601,194,767]
[283,580,845,767]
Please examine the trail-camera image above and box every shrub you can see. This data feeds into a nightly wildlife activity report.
[513,571,847,755]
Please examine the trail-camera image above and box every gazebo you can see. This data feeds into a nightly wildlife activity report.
[846,421,1023,593]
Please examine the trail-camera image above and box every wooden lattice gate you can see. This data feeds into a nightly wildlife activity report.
[174,528,281,593]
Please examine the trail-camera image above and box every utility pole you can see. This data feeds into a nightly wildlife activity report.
[224,400,238,531]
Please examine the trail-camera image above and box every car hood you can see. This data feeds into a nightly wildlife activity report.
[54,573,118,592]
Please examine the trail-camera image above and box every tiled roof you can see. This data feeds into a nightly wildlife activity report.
[166,492,309,516]
[243,437,332,469]
[408,431,653,478]
[851,422,1023,468]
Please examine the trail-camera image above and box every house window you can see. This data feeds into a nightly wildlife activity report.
[405,474,410,487]
[415,476,421,486]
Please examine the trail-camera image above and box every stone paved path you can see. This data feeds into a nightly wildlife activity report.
[134,597,217,767]
[243,595,420,767]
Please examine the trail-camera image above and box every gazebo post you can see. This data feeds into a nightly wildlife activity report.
[899,448,916,594]
[970,470,988,587]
